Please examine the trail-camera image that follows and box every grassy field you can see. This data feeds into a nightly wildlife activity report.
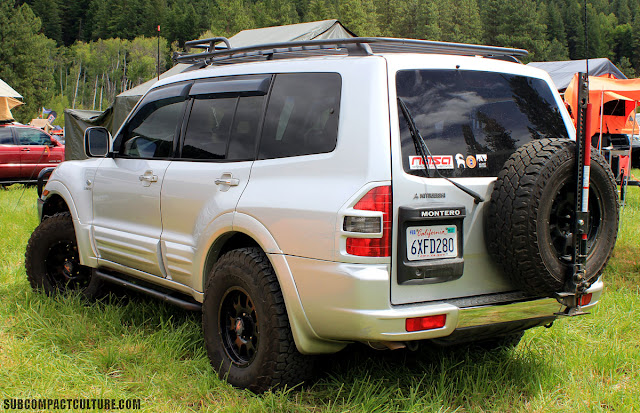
[0,178,639,413]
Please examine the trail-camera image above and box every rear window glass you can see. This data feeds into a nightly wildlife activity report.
[396,69,568,177]
[0,128,13,144]
[258,73,341,159]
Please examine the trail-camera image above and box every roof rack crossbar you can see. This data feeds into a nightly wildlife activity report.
[174,37,528,65]
[184,37,231,53]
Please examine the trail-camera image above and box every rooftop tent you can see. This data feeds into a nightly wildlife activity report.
[224,19,356,47]
[64,20,355,160]
[564,74,640,145]
[0,78,23,123]
[527,58,626,91]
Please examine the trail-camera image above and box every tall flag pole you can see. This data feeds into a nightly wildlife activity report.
[157,25,161,81]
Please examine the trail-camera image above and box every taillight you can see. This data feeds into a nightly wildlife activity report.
[345,185,392,257]
[579,293,593,306]
[405,314,447,332]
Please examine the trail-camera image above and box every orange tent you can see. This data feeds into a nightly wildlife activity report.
[565,74,640,142]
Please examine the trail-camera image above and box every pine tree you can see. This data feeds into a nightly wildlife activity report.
[0,0,56,122]
[338,0,380,37]
[438,0,483,44]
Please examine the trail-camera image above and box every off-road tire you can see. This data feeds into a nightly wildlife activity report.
[486,138,619,296]
[25,212,104,299]
[202,247,315,393]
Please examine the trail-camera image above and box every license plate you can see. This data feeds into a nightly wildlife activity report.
[406,225,458,261]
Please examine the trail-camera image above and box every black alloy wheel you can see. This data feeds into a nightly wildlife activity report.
[219,287,259,367]
[548,183,603,264]
[43,239,91,291]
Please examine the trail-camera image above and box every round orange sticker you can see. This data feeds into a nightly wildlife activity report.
[466,155,477,168]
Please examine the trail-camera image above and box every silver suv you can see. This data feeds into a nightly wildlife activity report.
[25,38,619,393]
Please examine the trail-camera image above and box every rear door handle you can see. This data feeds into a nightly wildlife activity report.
[21,148,30,152]
[215,172,240,187]
[139,170,158,187]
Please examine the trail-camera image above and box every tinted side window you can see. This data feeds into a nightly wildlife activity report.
[259,73,341,160]
[183,97,236,159]
[181,95,264,161]
[0,128,14,144]
[118,83,189,159]
[16,129,51,145]
[228,96,264,160]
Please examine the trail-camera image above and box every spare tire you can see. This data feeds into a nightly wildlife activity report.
[485,138,619,296]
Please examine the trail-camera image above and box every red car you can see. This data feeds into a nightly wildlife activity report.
[0,124,64,185]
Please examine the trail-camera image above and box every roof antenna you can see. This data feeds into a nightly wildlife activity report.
[584,0,589,75]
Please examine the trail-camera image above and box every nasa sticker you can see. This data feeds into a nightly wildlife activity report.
[476,154,487,168]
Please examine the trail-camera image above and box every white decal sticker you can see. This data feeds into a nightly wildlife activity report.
[476,153,487,168]
[409,155,454,170]
[455,153,466,168]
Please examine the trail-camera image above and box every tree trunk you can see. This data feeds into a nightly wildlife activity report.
[72,63,81,109]
[99,73,105,111]
[92,75,98,110]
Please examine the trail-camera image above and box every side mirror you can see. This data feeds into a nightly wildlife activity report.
[84,127,110,157]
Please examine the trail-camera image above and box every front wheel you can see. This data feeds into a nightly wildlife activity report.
[25,212,104,299]
[202,247,315,393]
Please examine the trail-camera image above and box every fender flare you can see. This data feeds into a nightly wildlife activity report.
[41,180,98,268]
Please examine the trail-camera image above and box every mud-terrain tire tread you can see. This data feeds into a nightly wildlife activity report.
[25,212,104,299]
[486,138,618,295]
[202,247,315,393]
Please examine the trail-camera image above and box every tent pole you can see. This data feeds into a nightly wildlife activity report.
[598,89,604,152]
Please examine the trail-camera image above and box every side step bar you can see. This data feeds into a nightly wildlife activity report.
[95,270,202,312]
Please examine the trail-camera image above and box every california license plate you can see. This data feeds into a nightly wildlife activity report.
[406,225,458,261]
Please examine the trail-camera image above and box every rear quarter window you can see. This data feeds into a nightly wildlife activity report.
[396,69,568,177]
[258,73,341,160]
[0,128,14,144]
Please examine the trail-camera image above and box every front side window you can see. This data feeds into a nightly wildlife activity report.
[15,128,51,146]
[397,69,569,177]
[182,97,236,159]
[181,95,265,161]
[259,73,341,160]
[118,84,189,159]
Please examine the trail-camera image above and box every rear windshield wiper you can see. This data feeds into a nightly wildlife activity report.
[397,97,484,204]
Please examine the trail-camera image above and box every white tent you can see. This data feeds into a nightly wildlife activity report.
[0,78,23,122]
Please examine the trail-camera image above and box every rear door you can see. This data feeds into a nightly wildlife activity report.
[160,75,270,286]
[92,82,190,277]
[0,127,20,180]
[388,60,572,305]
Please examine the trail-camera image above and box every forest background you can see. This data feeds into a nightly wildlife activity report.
[2,0,640,125]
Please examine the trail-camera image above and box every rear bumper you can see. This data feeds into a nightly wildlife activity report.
[286,255,603,345]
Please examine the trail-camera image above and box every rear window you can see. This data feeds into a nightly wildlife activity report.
[396,69,568,177]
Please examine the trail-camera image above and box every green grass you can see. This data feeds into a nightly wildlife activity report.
[1,177,639,412]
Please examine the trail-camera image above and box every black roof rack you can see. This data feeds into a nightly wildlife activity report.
[173,37,528,66]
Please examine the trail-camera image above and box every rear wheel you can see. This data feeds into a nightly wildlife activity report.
[202,247,315,393]
[25,212,104,299]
